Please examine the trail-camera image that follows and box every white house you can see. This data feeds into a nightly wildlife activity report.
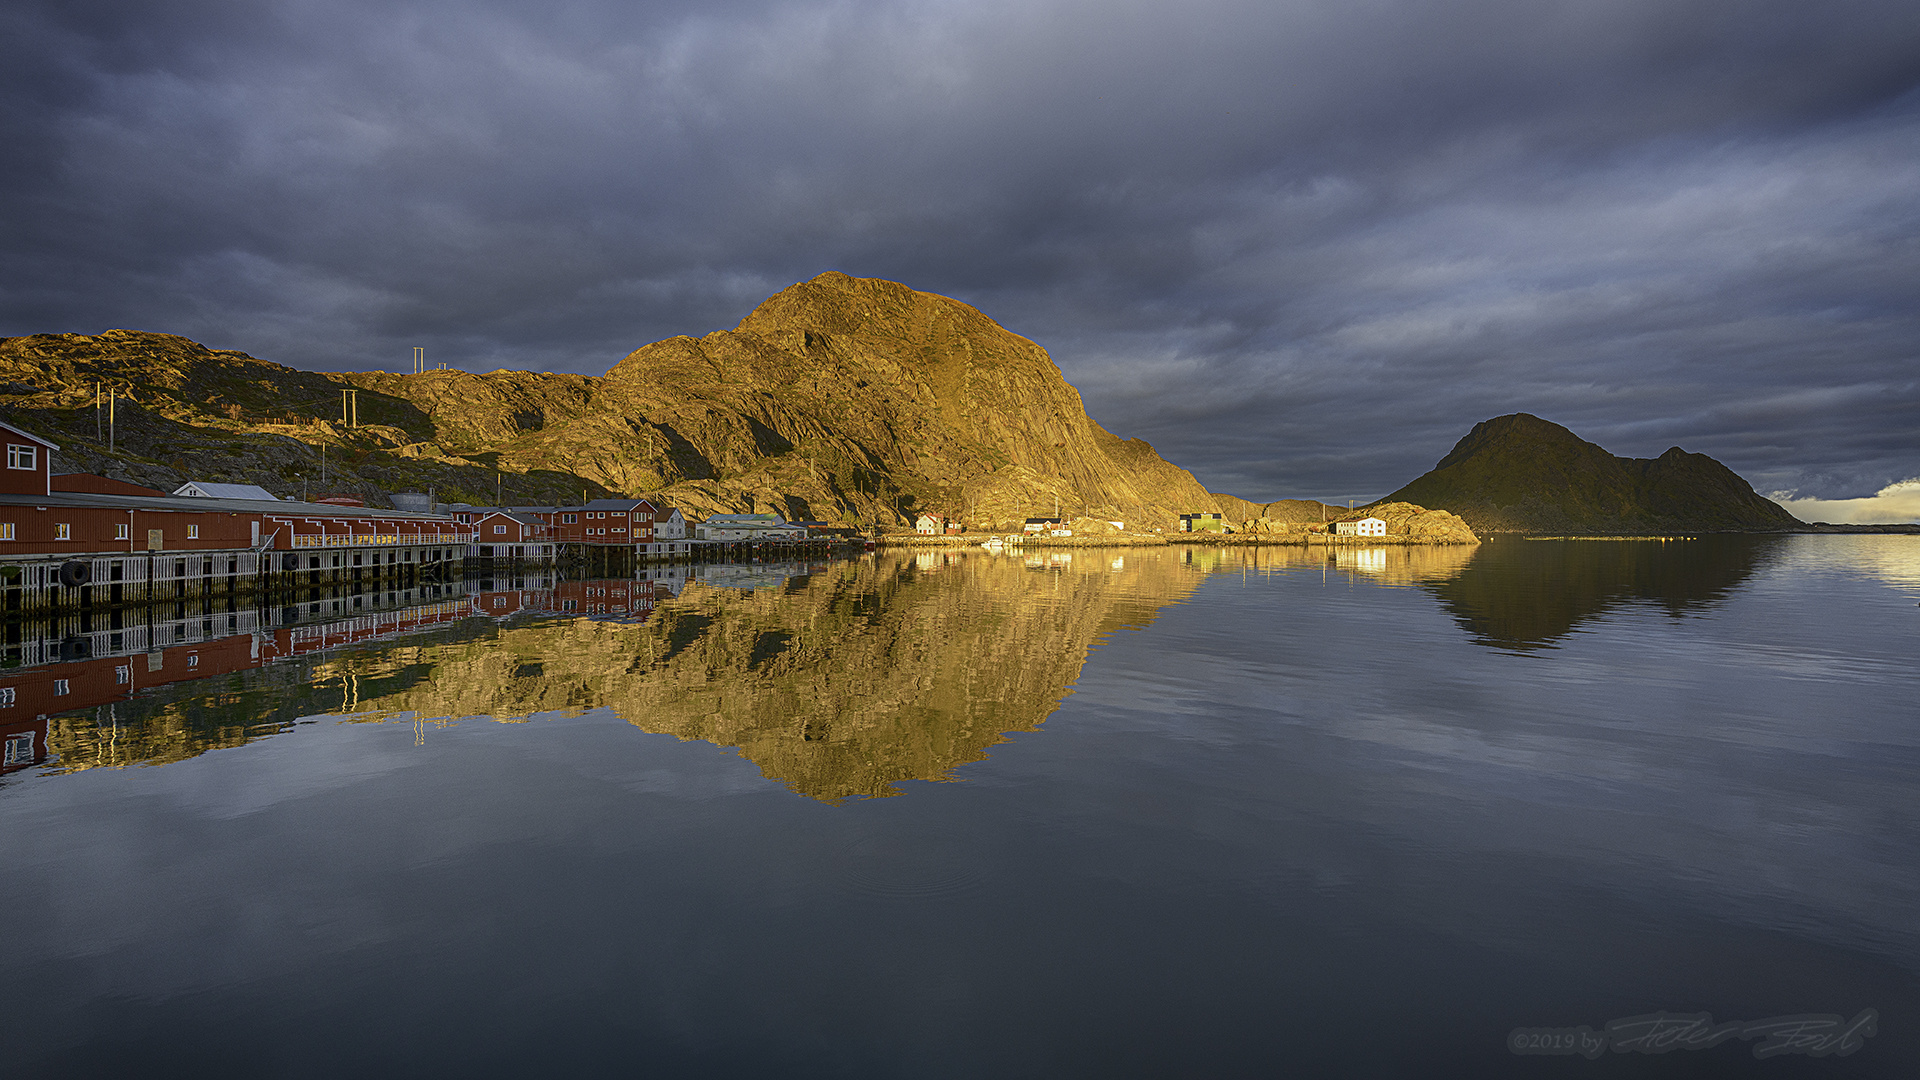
[1332,516,1387,537]
[653,507,687,541]
[915,513,945,535]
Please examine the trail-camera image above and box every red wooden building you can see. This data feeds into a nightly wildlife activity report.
[553,498,657,545]
[472,511,557,560]
[0,420,475,613]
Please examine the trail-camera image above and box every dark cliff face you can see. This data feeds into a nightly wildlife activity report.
[0,275,1218,524]
[1386,413,1802,534]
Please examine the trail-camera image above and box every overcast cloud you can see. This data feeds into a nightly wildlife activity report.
[3,0,1916,509]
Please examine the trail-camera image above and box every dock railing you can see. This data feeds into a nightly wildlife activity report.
[291,532,475,549]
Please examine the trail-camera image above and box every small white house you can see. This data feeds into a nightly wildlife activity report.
[1332,516,1387,537]
[653,507,687,541]
[915,513,945,535]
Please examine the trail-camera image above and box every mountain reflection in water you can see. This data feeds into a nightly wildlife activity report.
[12,546,1487,801]
[4,537,1916,1077]
[347,551,1210,801]
[11,539,1787,797]
[13,553,1228,800]
[1425,535,1784,650]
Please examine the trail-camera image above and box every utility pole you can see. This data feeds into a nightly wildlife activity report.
[95,382,102,442]
[413,347,424,375]
[108,388,116,453]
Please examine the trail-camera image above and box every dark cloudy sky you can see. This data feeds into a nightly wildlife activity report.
[4,0,1917,513]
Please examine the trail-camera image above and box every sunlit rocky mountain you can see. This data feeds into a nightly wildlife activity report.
[0,274,1217,528]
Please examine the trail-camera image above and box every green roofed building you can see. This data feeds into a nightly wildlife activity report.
[1179,512,1229,533]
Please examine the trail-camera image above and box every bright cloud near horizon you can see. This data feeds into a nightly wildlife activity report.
[3,0,1916,509]
[1774,479,1920,525]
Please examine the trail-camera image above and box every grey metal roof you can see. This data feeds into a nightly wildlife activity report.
[0,490,456,520]
[477,511,550,526]
[175,481,280,500]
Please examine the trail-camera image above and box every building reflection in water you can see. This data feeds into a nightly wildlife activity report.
[1175,542,1477,586]
[1,580,485,778]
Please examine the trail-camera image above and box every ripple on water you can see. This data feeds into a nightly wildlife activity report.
[832,827,988,901]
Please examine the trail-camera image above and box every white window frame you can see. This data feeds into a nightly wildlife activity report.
[54,523,70,540]
[0,687,14,706]
[0,523,12,540]
[187,524,199,539]
[6,444,35,470]
[115,524,130,540]
[493,525,507,535]
[53,679,68,696]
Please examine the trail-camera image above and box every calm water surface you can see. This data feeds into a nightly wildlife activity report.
[1,537,1915,1078]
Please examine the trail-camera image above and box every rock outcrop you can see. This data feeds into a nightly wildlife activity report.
[0,274,1219,526]
[1210,494,1347,526]
[1385,413,1802,534]
[1235,500,1478,543]
[1344,501,1479,543]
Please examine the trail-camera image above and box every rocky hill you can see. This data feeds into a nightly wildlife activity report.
[1338,502,1479,543]
[1384,414,1802,534]
[1209,494,1347,526]
[0,273,1218,527]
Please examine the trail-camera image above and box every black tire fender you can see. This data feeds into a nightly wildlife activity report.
[57,559,91,588]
